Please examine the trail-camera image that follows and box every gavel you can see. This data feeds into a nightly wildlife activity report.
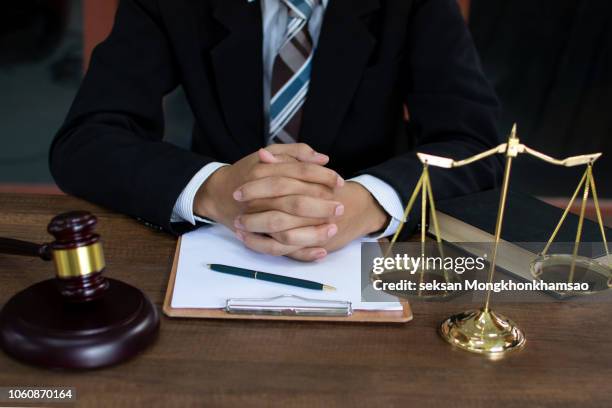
[0,211,159,370]
[0,211,109,302]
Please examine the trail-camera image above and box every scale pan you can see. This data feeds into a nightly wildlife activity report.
[530,254,611,296]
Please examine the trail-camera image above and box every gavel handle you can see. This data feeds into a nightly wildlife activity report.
[0,238,52,261]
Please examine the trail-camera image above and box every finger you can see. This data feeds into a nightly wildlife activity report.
[270,224,338,247]
[249,162,343,188]
[235,230,300,257]
[245,196,344,218]
[287,248,328,262]
[234,177,334,202]
[235,211,325,233]
[266,143,329,164]
[274,154,299,163]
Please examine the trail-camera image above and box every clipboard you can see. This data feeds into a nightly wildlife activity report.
[163,237,412,323]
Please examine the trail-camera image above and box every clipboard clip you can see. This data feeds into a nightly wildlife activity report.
[225,295,353,317]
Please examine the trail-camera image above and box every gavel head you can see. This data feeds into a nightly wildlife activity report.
[47,211,109,302]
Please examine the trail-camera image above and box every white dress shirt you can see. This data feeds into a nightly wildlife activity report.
[172,0,405,237]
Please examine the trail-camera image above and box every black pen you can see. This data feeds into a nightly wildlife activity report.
[207,264,336,291]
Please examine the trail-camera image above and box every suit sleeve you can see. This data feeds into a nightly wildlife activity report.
[357,0,504,235]
[49,0,213,234]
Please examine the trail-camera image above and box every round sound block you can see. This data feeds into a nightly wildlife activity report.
[0,278,159,369]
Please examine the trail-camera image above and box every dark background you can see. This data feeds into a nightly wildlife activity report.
[470,0,612,197]
[1,0,610,198]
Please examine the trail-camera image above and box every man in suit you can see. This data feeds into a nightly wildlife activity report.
[50,0,503,261]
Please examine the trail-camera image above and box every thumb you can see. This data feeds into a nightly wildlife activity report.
[262,144,330,164]
[258,149,298,164]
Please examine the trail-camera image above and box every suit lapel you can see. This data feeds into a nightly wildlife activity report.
[300,0,380,154]
[211,0,264,155]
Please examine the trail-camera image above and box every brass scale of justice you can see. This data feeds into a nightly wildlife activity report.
[377,124,610,356]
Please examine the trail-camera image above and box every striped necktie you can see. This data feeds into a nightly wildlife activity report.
[268,0,319,145]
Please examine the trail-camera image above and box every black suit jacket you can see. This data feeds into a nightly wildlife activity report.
[50,0,503,235]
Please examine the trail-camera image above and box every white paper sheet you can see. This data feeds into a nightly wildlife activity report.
[171,226,402,311]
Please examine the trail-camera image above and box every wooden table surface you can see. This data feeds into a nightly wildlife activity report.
[0,193,610,408]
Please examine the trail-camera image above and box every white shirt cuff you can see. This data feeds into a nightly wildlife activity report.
[350,174,405,239]
[171,162,229,225]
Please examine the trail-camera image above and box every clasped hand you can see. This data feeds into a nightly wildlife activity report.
[194,143,388,261]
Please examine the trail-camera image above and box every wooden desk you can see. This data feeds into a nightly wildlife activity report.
[0,193,610,407]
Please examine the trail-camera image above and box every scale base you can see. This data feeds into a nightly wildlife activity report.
[439,309,525,356]
[0,278,159,370]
